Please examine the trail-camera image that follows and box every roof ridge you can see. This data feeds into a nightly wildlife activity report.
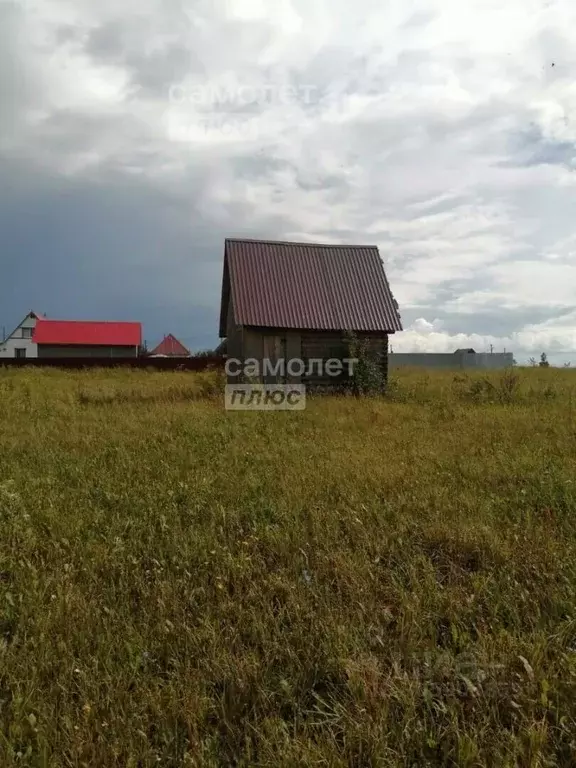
[225,237,379,249]
[37,318,140,325]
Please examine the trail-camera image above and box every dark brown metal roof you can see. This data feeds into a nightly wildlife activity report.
[219,238,402,336]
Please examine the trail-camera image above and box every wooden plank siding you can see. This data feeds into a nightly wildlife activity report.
[225,297,243,366]
[224,322,389,389]
[301,331,389,388]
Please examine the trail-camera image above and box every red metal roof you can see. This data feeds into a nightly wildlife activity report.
[219,238,402,335]
[33,319,142,346]
[149,334,190,356]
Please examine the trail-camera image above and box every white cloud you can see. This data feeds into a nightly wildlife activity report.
[395,312,576,364]
[444,261,576,313]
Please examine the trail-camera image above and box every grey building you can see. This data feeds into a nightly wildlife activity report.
[218,238,403,388]
[389,349,514,370]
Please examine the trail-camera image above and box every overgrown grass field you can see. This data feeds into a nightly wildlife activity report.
[1,366,576,766]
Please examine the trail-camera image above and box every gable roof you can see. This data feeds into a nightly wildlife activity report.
[219,238,402,336]
[33,319,141,347]
[2,311,42,342]
[149,334,190,356]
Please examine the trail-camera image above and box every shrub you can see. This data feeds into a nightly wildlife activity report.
[343,330,386,396]
[464,369,521,404]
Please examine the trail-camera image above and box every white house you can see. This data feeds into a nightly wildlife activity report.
[0,311,41,359]
[1,313,142,359]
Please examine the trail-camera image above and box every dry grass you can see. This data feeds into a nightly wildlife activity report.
[1,366,576,766]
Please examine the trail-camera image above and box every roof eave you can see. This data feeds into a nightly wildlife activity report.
[218,246,231,338]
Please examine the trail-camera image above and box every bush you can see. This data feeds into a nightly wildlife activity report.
[464,369,521,404]
[344,330,386,395]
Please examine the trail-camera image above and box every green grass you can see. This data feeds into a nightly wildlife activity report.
[1,366,576,766]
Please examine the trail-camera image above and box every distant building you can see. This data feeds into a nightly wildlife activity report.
[0,312,141,359]
[389,348,514,370]
[148,334,191,357]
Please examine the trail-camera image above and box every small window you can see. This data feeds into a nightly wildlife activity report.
[15,348,27,358]
[21,328,33,339]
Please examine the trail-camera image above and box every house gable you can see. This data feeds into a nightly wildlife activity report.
[0,311,42,359]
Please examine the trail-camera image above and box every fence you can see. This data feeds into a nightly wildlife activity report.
[389,352,514,371]
[0,356,226,371]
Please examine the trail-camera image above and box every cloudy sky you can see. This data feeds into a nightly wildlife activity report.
[1,0,575,362]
